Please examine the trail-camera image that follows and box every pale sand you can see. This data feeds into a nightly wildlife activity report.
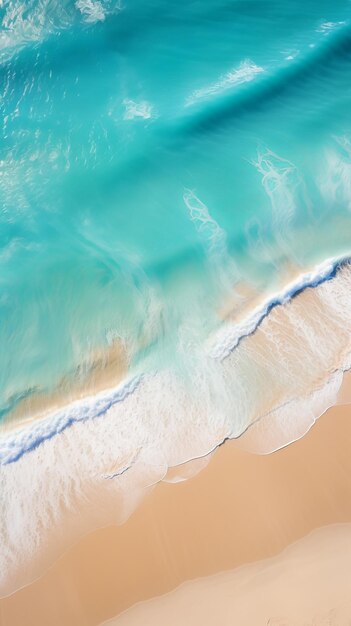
[1,377,351,626]
[105,523,351,626]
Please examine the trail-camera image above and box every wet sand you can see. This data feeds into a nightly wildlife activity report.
[1,375,351,626]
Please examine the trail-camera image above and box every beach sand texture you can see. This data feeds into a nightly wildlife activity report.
[1,376,351,626]
[105,523,351,626]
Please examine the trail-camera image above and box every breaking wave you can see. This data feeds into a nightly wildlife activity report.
[1,256,351,596]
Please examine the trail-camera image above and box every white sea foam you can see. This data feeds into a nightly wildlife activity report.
[123,99,154,120]
[316,20,346,34]
[0,0,122,61]
[284,49,300,61]
[245,148,311,266]
[0,0,68,56]
[1,256,351,597]
[185,60,264,107]
[76,0,106,23]
[183,189,238,295]
[320,136,351,211]
[251,149,305,241]
[209,255,345,360]
[183,189,229,260]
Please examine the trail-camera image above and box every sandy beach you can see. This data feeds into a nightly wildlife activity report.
[1,373,351,626]
[105,523,351,626]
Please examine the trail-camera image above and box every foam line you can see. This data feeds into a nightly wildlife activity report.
[0,254,350,467]
[210,255,351,360]
[0,375,143,465]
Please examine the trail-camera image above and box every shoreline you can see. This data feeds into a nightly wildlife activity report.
[2,381,351,625]
[0,340,128,435]
[1,373,350,602]
[1,252,351,599]
[210,252,351,359]
[1,252,350,463]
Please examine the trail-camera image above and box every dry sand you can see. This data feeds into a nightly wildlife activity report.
[105,523,351,626]
[1,375,351,626]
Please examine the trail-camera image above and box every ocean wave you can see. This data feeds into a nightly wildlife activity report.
[0,375,142,465]
[185,60,264,108]
[179,20,351,138]
[210,255,350,360]
[1,256,351,596]
[1,254,350,467]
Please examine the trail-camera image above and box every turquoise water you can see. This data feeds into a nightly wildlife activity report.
[1,0,351,412]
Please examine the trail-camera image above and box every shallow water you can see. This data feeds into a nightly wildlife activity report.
[1,0,351,409]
